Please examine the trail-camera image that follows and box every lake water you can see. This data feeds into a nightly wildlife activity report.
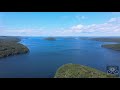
[0,37,120,78]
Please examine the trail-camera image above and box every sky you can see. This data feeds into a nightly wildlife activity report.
[0,12,120,36]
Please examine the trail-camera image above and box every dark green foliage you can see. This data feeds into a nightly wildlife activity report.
[44,37,56,41]
[102,44,120,51]
[0,36,29,58]
[54,64,114,78]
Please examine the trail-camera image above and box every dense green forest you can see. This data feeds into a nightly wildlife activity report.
[54,64,114,78]
[0,36,29,58]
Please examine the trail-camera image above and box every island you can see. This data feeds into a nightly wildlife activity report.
[0,36,29,58]
[44,37,56,41]
[54,63,114,78]
[91,37,120,51]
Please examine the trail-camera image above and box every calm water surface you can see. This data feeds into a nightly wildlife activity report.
[0,37,120,78]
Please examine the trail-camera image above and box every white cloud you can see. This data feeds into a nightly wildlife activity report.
[55,17,120,35]
[108,17,120,24]
[108,18,117,22]
[71,24,84,30]
[1,17,120,36]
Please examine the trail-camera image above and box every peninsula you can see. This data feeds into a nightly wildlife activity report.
[54,63,114,78]
[0,36,29,58]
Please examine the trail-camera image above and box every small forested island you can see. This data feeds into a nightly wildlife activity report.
[44,37,56,41]
[92,37,120,51]
[54,63,114,78]
[0,36,29,58]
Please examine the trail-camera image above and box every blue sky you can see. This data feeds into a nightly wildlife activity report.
[0,12,120,36]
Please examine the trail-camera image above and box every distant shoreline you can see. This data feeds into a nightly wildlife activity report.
[91,37,120,51]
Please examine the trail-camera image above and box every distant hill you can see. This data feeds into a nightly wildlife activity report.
[91,37,120,42]
[91,37,120,51]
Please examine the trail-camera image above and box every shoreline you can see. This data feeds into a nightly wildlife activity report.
[91,37,120,51]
